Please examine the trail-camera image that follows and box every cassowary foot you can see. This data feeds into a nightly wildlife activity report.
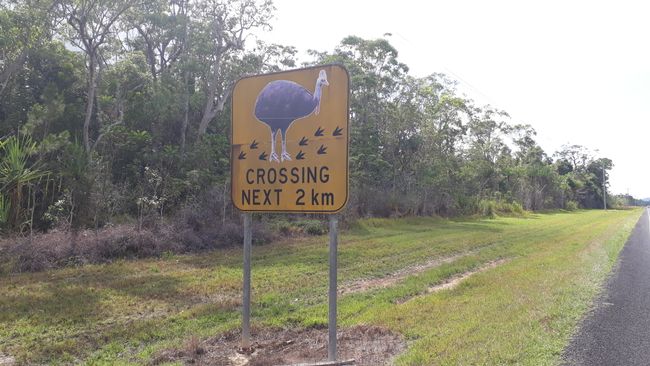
[281,151,292,162]
[269,151,280,163]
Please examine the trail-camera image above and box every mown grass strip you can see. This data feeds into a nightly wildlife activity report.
[0,209,641,365]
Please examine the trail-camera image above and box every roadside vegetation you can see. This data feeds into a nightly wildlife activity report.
[1,0,644,253]
[0,209,640,364]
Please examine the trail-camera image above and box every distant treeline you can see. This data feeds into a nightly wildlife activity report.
[0,0,635,236]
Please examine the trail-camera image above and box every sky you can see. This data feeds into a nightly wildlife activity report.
[258,0,650,198]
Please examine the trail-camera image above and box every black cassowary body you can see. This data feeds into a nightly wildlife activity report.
[254,70,329,162]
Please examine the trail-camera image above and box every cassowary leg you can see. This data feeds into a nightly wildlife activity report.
[281,130,292,162]
[269,130,280,163]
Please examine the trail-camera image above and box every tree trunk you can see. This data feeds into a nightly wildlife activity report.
[8,185,22,232]
[180,70,190,151]
[197,57,231,137]
[198,86,217,136]
[96,62,104,131]
[0,51,27,97]
[198,92,230,137]
[83,55,97,153]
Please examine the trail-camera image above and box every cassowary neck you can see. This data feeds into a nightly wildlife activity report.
[313,80,323,104]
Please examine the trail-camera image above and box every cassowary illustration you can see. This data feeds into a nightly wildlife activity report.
[254,70,329,162]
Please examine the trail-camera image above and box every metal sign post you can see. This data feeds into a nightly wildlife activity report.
[242,213,252,349]
[328,215,338,361]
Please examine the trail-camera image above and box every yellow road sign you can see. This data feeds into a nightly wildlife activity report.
[231,64,349,213]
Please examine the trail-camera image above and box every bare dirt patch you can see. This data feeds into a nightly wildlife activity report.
[427,258,508,293]
[0,355,15,366]
[339,252,471,295]
[189,292,242,309]
[152,325,406,366]
[395,258,509,304]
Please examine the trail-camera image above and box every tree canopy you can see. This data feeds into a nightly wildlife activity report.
[0,0,622,234]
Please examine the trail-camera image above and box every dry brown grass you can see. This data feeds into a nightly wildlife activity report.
[0,218,278,274]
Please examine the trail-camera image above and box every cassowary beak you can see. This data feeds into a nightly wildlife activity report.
[323,79,329,86]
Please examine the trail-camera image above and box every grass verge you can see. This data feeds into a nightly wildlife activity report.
[0,209,641,365]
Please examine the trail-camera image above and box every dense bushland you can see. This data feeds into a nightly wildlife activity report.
[0,0,641,269]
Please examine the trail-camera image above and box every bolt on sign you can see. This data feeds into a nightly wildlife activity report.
[231,64,349,213]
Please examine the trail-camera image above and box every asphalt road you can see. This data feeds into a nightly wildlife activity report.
[563,208,650,365]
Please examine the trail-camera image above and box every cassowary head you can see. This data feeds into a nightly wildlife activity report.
[318,70,329,87]
[315,70,329,115]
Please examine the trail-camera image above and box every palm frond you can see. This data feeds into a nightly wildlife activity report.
[0,134,47,194]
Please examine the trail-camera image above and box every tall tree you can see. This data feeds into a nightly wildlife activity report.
[56,0,136,152]
[193,0,273,137]
[126,0,188,82]
[0,0,54,97]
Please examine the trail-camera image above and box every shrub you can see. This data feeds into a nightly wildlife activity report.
[477,199,525,218]
[266,218,327,237]
[0,226,182,273]
[219,222,244,247]
[253,221,277,245]
[2,231,76,272]
[301,220,326,235]
[363,190,393,217]
[217,220,277,246]
[478,199,497,218]
[0,209,287,273]
[510,202,525,215]
[274,220,294,236]
[566,201,580,211]
[268,219,302,236]
[178,228,204,251]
